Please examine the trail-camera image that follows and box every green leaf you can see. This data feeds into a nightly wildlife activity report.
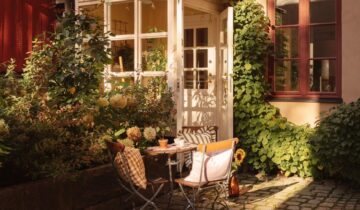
[244,63,252,71]
[114,128,126,137]
[290,166,297,173]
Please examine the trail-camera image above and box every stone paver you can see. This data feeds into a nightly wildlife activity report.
[151,174,360,209]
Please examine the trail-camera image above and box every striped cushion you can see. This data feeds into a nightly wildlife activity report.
[182,132,212,144]
[177,126,217,142]
[199,126,217,141]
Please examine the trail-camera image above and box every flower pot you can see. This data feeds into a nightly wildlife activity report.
[158,139,168,148]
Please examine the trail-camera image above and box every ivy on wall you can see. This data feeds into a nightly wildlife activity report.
[233,0,317,177]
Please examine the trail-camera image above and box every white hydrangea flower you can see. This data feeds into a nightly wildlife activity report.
[109,94,127,109]
[143,127,156,141]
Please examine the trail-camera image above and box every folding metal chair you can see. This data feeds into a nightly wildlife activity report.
[175,138,238,210]
[106,141,168,210]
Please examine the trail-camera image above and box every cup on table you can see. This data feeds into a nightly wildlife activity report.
[174,138,185,147]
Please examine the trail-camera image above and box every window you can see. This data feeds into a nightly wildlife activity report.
[78,0,168,89]
[268,0,341,99]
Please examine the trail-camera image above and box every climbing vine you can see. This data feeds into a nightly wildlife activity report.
[233,0,317,177]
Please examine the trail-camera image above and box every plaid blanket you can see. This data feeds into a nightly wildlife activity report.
[114,147,147,189]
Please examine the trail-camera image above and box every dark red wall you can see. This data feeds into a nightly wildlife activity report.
[0,0,55,72]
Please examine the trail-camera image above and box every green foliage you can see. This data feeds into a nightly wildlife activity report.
[233,0,316,177]
[0,12,111,180]
[311,99,360,183]
[142,42,167,71]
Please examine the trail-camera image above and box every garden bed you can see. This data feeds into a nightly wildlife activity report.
[0,164,126,210]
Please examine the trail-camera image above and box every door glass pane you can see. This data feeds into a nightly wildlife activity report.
[196,50,208,68]
[275,60,299,91]
[309,59,336,92]
[196,28,208,47]
[275,27,298,58]
[141,0,167,33]
[111,1,134,35]
[111,40,135,72]
[184,29,194,47]
[310,25,336,58]
[310,0,335,23]
[184,50,193,68]
[197,70,208,89]
[79,4,104,25]
[141,38,167,71]
[221,18,227,44]
[276,0,299,25]
[184,71,194,89]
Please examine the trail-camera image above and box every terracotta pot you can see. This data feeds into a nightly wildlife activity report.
[158,139,168,148]
[228,173,240,197]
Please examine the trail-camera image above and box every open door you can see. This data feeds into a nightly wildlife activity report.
[218,7,233,140]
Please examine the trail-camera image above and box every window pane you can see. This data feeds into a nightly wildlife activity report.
[141,0,167,33]
[310,0,335,23]
[184,50,193,68]
[310,25,336,58]
[309,59,336,92]
[275,60,299,91]
[197,70,208,89]
[196,28,208,47]
[275,27,298,58]
[196,50,208,68]
[276,0,299,25]
[184,71,194,89]
[142,38,167,71]
[79,4,104,25]
[111,2,134,35]
[111,40,134,72]
[110,77,134,90]
[184,29,194,47]
[141,76,165,87]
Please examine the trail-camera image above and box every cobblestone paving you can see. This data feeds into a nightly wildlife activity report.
[154,174,360,210]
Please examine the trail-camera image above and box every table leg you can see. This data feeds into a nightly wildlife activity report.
[167,155,173,208]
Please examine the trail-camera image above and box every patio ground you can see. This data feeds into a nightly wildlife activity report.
[152,174,360,210]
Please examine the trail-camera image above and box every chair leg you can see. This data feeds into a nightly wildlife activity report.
[178,184,196,210]
[138,183,165,210]
[211,184,229,210]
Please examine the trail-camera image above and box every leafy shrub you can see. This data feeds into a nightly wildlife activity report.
[311,99,360,183]
[233,0,317,177]
[0,11,175,184]
[0,12,111,181]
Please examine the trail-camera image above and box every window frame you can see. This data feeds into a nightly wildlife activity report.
[77,0,169,88]
[268,0,342,100]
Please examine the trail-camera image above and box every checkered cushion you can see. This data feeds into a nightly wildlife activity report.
[114,147,147,189]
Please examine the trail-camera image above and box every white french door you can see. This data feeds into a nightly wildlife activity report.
[183,15,217,127]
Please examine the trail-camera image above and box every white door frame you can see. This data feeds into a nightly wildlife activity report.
[219,7,234,140]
